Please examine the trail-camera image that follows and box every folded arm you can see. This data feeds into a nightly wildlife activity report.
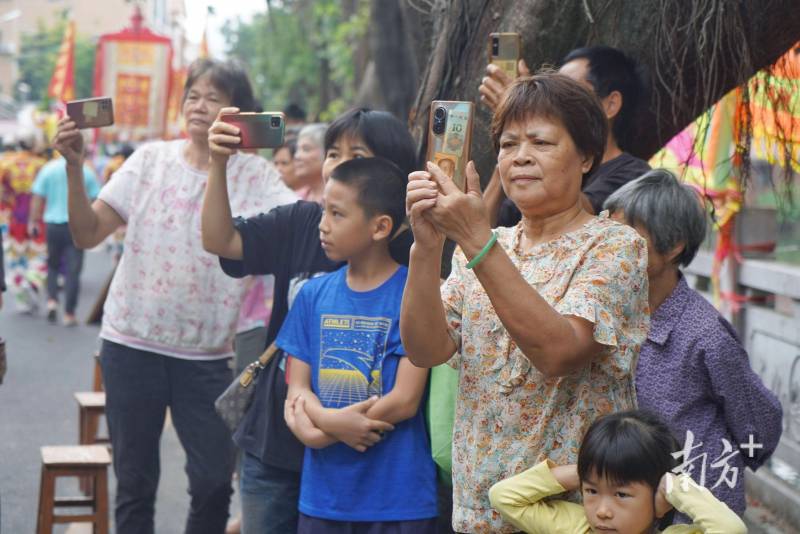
[285,357,336,449]
[286,357,394,452]
[365,357,429,424]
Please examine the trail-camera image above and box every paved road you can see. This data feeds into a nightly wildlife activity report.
[0,249,240,533]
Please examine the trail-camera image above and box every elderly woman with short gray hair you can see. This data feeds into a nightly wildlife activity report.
[605,169,782,518]
[290,123,327,203]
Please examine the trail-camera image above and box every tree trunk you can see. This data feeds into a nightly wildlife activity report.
[404,0,800,181]
[357,0,422,122]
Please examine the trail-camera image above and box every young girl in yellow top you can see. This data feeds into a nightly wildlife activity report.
[489,410,746,534]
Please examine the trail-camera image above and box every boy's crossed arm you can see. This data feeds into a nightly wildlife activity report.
[285,356,428,452]
[363,357,429,424]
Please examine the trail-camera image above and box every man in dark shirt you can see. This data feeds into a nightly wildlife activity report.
[480,45,651,226]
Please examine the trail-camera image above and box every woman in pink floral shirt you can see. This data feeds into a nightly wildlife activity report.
[52,59,297,534]
[401,73,650,533]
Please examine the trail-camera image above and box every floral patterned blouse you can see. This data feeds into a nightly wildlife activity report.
[98,140,297,359]
[441,214,649,533]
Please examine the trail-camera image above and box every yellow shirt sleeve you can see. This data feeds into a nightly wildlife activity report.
[488,461,591,534]
[661,474,747,534]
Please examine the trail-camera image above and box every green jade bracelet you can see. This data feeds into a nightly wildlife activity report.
[466,231,498,269]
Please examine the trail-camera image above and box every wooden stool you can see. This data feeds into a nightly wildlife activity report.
[75,392,110,495]
[36,445,111,534]
[92,352,103,392]
[75,392,109,447]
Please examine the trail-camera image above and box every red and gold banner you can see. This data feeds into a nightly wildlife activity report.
[165,66,187,139]
[93,9,172,142]
[48,21,75,102]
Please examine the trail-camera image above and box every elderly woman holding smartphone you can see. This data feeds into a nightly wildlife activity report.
[401,73,650,534]
[51,59,296,534]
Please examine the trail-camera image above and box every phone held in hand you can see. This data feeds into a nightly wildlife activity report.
[489,32,521,79]
[426,101,475,192]
[220,112,286,149]
[66,97,114,129]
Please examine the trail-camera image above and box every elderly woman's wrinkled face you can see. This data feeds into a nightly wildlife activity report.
[183,74,231,141]
[497,115,592,217]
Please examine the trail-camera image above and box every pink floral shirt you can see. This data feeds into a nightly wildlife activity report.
[98,140,297,359]
[442,214,649,533]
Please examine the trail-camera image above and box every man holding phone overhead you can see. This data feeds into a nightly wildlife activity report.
[479,45,651,225]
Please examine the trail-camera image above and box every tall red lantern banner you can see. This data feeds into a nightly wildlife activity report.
[93,8,173,142]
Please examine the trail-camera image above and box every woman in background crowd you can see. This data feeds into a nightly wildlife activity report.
[290,124,327,203]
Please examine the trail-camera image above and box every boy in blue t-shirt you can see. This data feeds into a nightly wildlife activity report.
[278,157,438,533]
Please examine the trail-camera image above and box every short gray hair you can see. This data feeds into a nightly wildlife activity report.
[297,123,327,149]
[603,169,707,267]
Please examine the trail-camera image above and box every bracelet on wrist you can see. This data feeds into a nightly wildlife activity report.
[466,231,498,270]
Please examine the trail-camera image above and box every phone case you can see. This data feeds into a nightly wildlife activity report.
[220,112,285,149]
[489,32,521,79]
[66,97,114,129]
[426,101,475,191]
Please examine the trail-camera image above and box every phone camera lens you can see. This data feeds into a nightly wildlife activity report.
[270,116,281,128]
[432,107,447,136]
[492,38,499,56]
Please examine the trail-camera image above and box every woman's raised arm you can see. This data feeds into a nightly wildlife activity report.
[400,171,458,368]
[201,107,245,259]
[53,118,124,249]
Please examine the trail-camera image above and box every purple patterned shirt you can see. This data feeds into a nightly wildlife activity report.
[635,275,782,516]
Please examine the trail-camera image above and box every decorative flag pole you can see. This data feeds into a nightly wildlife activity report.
[47,20,76,105]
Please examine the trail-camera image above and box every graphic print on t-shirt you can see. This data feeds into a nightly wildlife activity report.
[318,314,391,408]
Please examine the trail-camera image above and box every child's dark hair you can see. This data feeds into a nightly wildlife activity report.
[330,157,407,238]
[578,410,679,491]
[324,108,419,177]
[325,108,418,265]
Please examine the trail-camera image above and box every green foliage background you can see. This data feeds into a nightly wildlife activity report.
[16,16,96,107]
[221,0,369,121]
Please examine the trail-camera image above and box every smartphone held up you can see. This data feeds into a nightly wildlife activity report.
[220,112,286,150]
[489,32,521,80]
[426,101,475,191]
[66,97,115,129]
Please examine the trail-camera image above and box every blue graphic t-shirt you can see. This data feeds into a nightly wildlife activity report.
[276,265,438,521]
